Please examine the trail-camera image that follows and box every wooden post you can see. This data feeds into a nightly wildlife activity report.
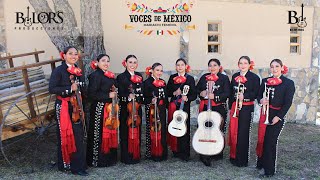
[0,103,3,125]
[22,69,36,118]
[34,49,40,63]
[8,53,14,68]
[50,56,56,71]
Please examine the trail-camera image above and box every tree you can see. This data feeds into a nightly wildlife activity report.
[29,0,105,74]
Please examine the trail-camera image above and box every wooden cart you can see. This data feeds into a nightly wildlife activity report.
[0,50,84,168]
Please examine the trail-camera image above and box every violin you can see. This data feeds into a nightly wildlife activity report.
[127,85,141,128]
[149,95,162,147]
[70,95,81,123]
[105,85,120,129]
[149,99,161,132]
[70,75,87,140]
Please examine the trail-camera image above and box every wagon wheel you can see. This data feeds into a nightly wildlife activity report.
[0,89,57,171]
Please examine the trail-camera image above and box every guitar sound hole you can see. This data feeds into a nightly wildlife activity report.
[205,121,213,128]
[176,116,182,122]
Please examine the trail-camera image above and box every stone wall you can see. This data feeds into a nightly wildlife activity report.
[311,7,320,125]
[0,0,6,69]
[158,67,318,125]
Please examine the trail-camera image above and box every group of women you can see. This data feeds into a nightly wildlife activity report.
[49,46,295,178]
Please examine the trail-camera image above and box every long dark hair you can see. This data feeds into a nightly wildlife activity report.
[125,54,137,61]
[63,46,77,54]
[208,58,221,66]
[152,62,162,70]
[270,59,283,67]
[146,62,162,77]
[176,58,187,65]
[96,54,110,61]
[238,56,251,64]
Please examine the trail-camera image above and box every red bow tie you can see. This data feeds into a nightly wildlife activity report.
[206,74,219,82]
[104,71,115,79]
[267,77,282,86]
[153,79,165,88]
[130,75,142,83]
[173,76,187,84]
[67,66,82,76]
[234,75,247,84]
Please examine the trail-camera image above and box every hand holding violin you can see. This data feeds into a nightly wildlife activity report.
[109,91,117,98]
[260,98,269,106]
[71,82,78,91]
[129,93,135,100]
[152,97,157,104]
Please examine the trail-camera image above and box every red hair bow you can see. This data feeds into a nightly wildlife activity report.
[130,75,142,83]
[267,78,282,86]
[206,74,219,82]
[67,66,82,76]
[153,79,165,88]
[122,59,126,68]
[173,76,187,84]
[282,65,288,75]
[90,60,98,70]
[145,66,152,76]
[234,75,247,84]
[186,65,191,73]
[249,60,255,70]
[104,71,115,79]
[60,52,65,60]
[219,66,224,73]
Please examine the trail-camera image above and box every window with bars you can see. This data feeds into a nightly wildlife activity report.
[207,21,221,53]
[290,26,301,54]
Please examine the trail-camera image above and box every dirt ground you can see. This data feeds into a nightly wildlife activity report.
[0,122,319,180]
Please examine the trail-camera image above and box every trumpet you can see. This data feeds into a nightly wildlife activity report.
[263,83,271,125]
[232,80,246,118]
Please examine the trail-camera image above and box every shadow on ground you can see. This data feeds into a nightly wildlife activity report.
[0,122,319,180]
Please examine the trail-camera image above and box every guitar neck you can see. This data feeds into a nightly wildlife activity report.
[207,82,211,110]
[179,99,185,110]
[207,95,211,111]
[27,7,30,18]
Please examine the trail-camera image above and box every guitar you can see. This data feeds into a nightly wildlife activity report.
[297,4,307,28]
[168,85,190,137]
[192,81,224,155]
[24,6,32,27]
